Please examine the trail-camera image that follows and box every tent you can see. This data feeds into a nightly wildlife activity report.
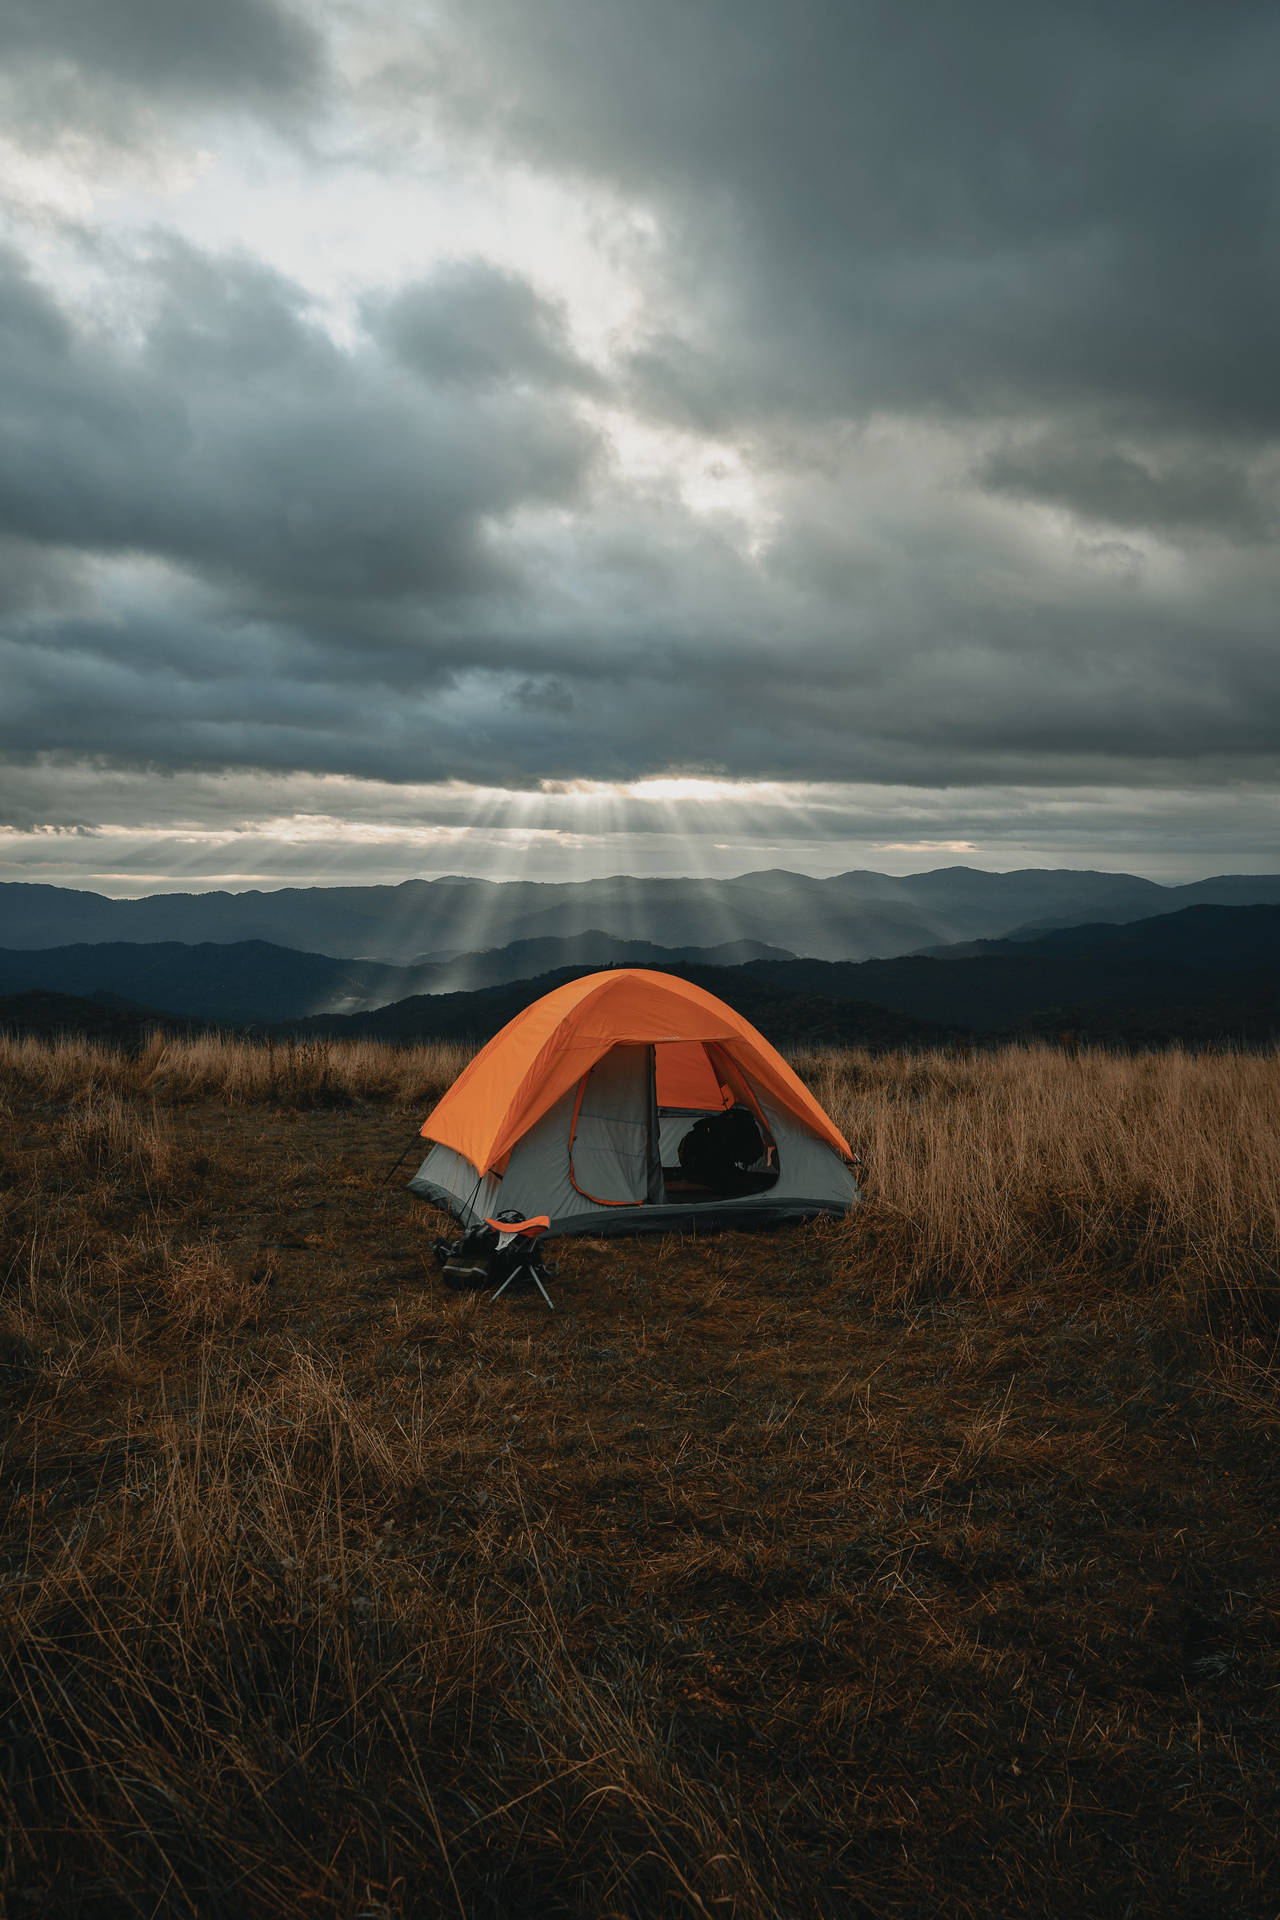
[408,968,859,1236]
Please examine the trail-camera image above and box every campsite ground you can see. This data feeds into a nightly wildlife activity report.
[1,1037,1279,1917]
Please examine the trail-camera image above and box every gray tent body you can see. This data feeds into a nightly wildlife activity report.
[409,1041,859,1237]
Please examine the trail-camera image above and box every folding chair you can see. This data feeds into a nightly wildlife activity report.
[485,1214,555,1309]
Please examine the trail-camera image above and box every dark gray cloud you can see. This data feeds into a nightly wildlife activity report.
[0,0,1278,853]
[0,0,321,136]
[978,434,1278,543]
[5,499,1278,792]
[0,244,596,607]
[377,262,601,393]
[433,0,1280,535]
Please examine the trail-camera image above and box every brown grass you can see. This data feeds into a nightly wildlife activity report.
[0,1030,473,1110]
[1,1035,1278,1917]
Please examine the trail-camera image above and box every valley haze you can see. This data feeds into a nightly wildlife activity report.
[3,869,1279,1047]
[6,864,1280,965]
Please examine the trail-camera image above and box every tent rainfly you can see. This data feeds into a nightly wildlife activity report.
[409,968,860,1237]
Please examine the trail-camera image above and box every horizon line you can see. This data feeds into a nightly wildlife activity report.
[5,859,1279,900]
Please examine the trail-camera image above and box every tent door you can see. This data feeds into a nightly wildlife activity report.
[567,1044,660,1207]
[657,1041,780,1201]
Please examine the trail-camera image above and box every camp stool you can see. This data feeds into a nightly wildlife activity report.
[484,1215,555,1310]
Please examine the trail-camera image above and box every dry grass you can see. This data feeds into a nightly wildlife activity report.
[0,1030,473,1111]
[1,1035,1278,1917]
[804,1045,1280,1353]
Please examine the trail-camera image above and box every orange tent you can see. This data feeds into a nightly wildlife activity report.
[411,967,859,1236]
[420,967,852,1173]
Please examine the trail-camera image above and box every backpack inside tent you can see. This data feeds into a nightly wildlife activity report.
[409,968,859,1237]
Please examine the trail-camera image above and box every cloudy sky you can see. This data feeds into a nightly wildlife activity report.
[2,0,1277,893]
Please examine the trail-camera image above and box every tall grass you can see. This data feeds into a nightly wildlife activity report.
[0,1030,473,1109]
[2,1033,1279,1914]
[2,1351,777,1917]
[4,1032,1278,1345]
[802,1045,1280,1346]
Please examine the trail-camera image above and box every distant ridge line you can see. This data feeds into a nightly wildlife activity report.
[4,867,1279,968]
[0,903,1277,1050]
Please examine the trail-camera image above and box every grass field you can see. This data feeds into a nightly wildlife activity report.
[2,1034,1279,1917]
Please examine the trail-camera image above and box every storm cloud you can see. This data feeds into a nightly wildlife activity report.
[0,0,321,138]
[434,0,1280,440]
[0,0,1277,882]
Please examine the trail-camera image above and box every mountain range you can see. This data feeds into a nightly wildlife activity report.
[5,865,1280,964]
[3,902,1273,1050]
[739,904,1280,1036]
[2,866,1278,1050]
[0,932,793,1025]
[278,904,1280,1049]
